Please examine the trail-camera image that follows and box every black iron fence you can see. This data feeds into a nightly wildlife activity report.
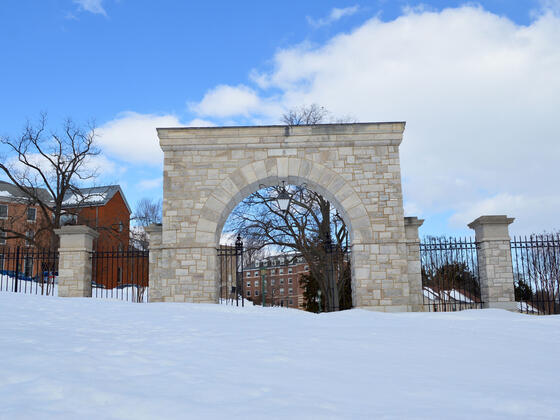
[0,246,58,296]
[420,237,482,312]
[217,235,244,306]
[91,248,149,302]
[511,234,560,315]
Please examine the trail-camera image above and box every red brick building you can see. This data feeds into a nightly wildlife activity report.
[0,181,53,249]
[62,185,131,250]
[1,182,142,290]
[243,254,310,310]
[61,186,147,290]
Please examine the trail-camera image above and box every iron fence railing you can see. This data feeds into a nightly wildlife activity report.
[420,237,482,312]
[511,234,560,315]
[0,246,58,296]
[91,248,149,302]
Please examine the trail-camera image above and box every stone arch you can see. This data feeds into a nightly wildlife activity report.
[152,122,421,311]
[196,157,372,247]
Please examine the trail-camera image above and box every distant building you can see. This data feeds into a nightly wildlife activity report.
[0,181,53,248]
[62,185,131,250]
[243,254,309,310]
[1,181,136,289]
[422,286,481,312]
[61,185,138,289]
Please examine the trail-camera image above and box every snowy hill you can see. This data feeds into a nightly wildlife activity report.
[0,293,559,419]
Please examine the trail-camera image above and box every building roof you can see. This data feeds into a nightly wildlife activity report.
[244,253,305,270]
[62,185,132,214]
[0,180,53,204]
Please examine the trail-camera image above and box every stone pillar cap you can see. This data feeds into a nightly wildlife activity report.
[404,216,424,227]
[145,223,163,234]
[54,224,99,238]
[468,215,515,241]
[468,215,514,228]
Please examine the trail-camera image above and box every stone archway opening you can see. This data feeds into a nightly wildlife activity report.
[218,181,354,312]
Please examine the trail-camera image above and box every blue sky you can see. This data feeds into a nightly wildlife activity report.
[1,0,559,237]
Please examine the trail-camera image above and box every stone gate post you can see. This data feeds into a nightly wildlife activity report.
[146,224,163,302]
[468,215,516,310]
[404,217,424,311]
[55,225,98,297]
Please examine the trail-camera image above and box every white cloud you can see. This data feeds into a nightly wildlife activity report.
[189,5,560,234]
[450,193,560,235]
[85,154,120,178]
[189,85,263,118]
[138,177,163,190]
[535,0,560,16]
[186,118,216,127]
[73,0,106,16]
[96,112,182,165]
[307,6,360,28]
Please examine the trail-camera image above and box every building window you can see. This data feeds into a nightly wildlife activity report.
[118,243,123,252]
[271,279,275,286]
[279,268,284,274]
[246,281,251,288]
[0,231,6,245]
[280,278,284,284]
[288,278,292,284]
[27,208,36,222]
[280,288,284,294]
[255,290,259,296]
[289,299,293,305]
[255,261,260,267]
[118,222,124,232]
[288,268,292,274]
[0,204,7,219]
[247,272,251,278]
[304,265,309,271]
[254,271,258,277]
[117,267,123,285]
[289,288,293,295]
[246,290,251,297]
[254,280,259,288]
[25,231,33,247]
[24,257,33,278]
[270,269,275,275]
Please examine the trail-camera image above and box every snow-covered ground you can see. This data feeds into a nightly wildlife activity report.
[1,292,559,419]
[1,276,148,302]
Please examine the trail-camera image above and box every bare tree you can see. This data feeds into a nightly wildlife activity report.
[0,114,99,248]
[134,198,162,226]
[226,185,350,311]
[523,233,560,314]
[281,104,329,125]
[281,104,357,126]
[131,197,162,249]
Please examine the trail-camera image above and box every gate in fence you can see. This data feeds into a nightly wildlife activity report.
[217,235,244,306]
[91,248,149,302]
[511,234,560,315]
[420,237,482,312]
[217,235,351,312]
[0,246,58,296]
